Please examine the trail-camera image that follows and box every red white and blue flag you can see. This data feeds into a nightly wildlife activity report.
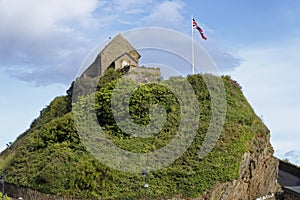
[192,18,207,40]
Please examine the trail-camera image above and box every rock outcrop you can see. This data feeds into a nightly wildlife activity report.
[199,132,279,199]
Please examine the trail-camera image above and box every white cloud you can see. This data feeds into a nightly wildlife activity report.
[231,37,300,155]
[99,0,185,27]
[144,1,185,27]
[99,0,155,25]
[111,0,154,12]
[0,0,98,36]
[275,149,300,166]
[283,150,300,166]
[0,0,101,85]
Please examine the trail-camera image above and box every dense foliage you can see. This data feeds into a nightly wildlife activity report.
[0,70,269,199]
[0,192,11,200]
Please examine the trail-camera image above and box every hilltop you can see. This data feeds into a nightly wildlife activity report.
[0,33,280,200]
[0,68,279,199]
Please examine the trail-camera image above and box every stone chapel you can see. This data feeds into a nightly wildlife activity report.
[81,34,141,78]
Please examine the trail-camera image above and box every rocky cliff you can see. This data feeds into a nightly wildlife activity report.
[199,133,279,200]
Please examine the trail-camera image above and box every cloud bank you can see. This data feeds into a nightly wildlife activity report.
[0,0,241,85]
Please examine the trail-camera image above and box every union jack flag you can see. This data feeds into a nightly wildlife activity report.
[192,18,207,40]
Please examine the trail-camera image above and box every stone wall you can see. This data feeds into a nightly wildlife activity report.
[126,66,161,83]
[81,55,101,78]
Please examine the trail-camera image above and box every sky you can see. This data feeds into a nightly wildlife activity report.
[0,0,300,164]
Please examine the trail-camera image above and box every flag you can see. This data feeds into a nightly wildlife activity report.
[192,18,207,40]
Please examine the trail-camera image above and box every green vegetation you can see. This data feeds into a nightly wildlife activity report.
[0,70,269,199]
[0,192,11,200]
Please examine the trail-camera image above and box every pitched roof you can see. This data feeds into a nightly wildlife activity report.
[99,33,140,58]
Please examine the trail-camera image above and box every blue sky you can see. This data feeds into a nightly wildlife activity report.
[0,0,300,164]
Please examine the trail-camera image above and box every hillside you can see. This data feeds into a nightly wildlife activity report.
[0,69,278,199]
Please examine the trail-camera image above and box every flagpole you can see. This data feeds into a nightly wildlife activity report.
[191,15,195,75]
